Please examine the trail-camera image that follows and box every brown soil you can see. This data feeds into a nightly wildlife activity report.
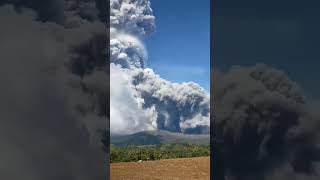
[110,156,210,180]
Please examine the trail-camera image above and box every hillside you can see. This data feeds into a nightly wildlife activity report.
[110,130,210,146]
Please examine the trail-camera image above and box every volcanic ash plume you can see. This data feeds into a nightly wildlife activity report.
[0,1,108,179]
[213,64,320,180]
[110,0,210,135]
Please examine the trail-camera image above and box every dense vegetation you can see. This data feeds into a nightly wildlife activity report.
[110,143,210,163]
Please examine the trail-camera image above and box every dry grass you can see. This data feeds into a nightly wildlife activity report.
[110,156,210,180]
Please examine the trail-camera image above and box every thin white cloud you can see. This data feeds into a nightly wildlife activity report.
[154,64,207,75]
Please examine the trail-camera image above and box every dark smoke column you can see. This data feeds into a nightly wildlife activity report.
[212,64,320,180]
[0,0,109,179]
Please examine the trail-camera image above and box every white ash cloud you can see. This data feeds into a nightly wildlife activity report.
[131,68,210,133]
[110,0,210,135]
[110,32,147,68]
[110,0,155,37]
[110,64,157,134]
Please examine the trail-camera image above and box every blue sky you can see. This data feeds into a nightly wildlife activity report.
[145,0,210,91]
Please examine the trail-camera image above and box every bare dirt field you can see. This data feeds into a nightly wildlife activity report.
[110,156,210,180]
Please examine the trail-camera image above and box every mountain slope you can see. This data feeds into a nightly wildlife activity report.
[111,130,210,146]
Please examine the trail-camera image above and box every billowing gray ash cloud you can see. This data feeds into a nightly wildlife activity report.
[110,0,210,135]
[213,64,320,180]
[0,0,108,179]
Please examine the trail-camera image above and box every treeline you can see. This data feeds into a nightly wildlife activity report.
[110,144,210,163]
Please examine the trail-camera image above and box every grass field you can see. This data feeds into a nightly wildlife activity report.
[110,144,210,163]
[110,156,210,180]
